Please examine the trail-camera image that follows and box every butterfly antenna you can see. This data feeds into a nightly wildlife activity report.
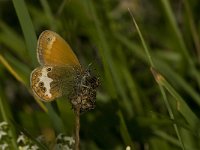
[86,62,93,71]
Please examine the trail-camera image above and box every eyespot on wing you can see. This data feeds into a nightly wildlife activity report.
[30,66,61,102]
[30,65,81,102]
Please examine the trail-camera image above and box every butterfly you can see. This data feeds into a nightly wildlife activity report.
[30,30,99,112]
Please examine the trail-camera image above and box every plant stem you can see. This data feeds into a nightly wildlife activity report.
[75,105,80,150]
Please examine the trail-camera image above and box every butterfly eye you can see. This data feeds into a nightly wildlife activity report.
[46,67,52,72]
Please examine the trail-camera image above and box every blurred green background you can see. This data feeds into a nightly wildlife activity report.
[1,0,200,149]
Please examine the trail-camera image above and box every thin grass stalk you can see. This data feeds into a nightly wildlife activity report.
[129,9,185,149]
[154,130,195,150]
[154,59,200,106]
[128,8,154,67]
[159,85,185,150]
[118,110,135,149]
[40,0,56,30]
[115,33,200,107]
[151,68,199,127]
[56,0,67,16]
[88,0,134,116]
[121,68,143,115]
[183,0,200,62]
[86,0,116,99]
[160,0,200,88]
[0,54,25,85]
[74,106,80,150]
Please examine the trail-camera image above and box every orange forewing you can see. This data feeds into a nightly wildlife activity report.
[37,30,81,67]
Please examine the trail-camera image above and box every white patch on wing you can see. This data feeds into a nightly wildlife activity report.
[37,67,53,98]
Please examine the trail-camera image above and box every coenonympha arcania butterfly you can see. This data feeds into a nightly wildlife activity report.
[30,30,99,112]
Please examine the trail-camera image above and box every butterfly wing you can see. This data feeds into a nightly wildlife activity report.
[37,30,81,67]
[31,65,78,102]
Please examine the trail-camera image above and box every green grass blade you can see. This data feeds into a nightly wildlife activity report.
[128,9,154,67]
[40,0,56,30]
[0,22,27,61]
[154,59,200,106]
[0,54,26,85]
[151,68,199,127]
[87,1,133,115]
[160,0,200,88]
[46,103,66,133]
[115,34,200,107]
[159,85,185,150]
[86,1,116,99]
[183,0,200,61]
[117,110,135,149]
[121,68,143,115]
[12,0,37,66]
[129,10,187,149]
